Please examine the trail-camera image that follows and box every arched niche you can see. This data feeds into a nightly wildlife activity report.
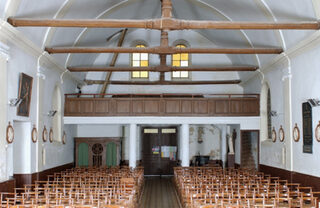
[52,83,63,142]
[260,82,271,141]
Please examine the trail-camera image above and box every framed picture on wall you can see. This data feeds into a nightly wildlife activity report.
[17,73,33,117]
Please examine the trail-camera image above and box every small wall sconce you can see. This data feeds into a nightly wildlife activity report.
[307,99,320,107]
[48,110,57,117]
[270,110,278,117]
[8,98,23,107]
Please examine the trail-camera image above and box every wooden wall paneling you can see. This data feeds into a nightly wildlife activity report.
[94,99,110,115]
[0,178,15,193]
[215,99,230,114]
[242,99,259,115]
[115,99,131,114]
[208,100,216,115]
[80,99,94,114]
[132,100,144,114]
[193,99,209,114]
[64,99,81,115]
[181,99,192,114]
[230,99,242,114]
[64,95,260,116]
[164,99,181,114]
[144,99,161,114]
[14,174,32,188]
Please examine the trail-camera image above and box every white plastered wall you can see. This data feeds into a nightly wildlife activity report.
[243,31,320,177]
[0,42,8,181]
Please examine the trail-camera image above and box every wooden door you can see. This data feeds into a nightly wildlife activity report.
[106,142,117,167]
[241,130,259,170]
[142,128,161,175]
[78,143,89,167]
[160,127,178,175]
[142,127,178,175]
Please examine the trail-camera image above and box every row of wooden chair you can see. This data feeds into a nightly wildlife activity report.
[0,166,144,208]
[174,167,320,208]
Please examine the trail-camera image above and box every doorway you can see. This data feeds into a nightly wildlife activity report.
[142,126,178,176]
[241,130,259,170]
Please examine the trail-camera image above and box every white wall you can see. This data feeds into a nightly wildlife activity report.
[76,124,123,137]
[189,125,221,161]
[291,46,320,177]
[243,33,320,177]
[13,121,32,174]
[2,39,79,176]
[0,44,8,181]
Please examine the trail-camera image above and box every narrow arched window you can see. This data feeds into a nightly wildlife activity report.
[172,44,189,78]
[267,88,272,139]
[131,44,149,79]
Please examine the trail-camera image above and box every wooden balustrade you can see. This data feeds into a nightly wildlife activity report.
[64,94,260,117]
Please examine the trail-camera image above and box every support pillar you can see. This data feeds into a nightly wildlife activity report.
[0,42,9,181]
[129,123,137,169]
[181,124,189,167]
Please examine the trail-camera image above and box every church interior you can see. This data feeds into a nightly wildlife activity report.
[1,0,320,207]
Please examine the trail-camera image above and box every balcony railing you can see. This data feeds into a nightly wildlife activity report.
[64,93,260,117]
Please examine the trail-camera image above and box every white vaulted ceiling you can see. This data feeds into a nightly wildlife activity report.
[1,0,319,93]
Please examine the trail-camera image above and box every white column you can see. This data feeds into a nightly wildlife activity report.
[0,43,9,182]
[220,125,228,168]
[129,123,137,168]
[181,124,190,167]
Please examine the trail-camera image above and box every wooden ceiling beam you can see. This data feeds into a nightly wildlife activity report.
[99,28,127,97]
[85,80,241,85]
[8,18,320,30]
[45,46,283,54]
[68,66,258,72]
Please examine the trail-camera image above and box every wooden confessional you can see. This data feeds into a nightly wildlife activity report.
[75,137,121,167]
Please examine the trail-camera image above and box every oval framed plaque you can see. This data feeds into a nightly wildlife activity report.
[31,125,38,143]
[49,128,54,143]
[42,125,48,142]
[62,131,66,144]
[272,127,277,143]
[6,122,14,144]
[315,121,320,142]
[293,123,300,142]
[279,125,285,142]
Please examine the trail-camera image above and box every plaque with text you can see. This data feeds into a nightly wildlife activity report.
[302,102,312,153]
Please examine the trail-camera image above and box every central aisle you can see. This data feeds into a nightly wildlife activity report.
[139,176,181,208]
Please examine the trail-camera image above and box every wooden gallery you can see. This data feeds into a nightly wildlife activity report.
[1,0,320,207]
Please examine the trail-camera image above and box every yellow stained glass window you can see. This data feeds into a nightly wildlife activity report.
[132,44,149,78]
[172,44,189,78]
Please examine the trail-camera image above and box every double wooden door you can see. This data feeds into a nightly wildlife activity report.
[142,127,178,175]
